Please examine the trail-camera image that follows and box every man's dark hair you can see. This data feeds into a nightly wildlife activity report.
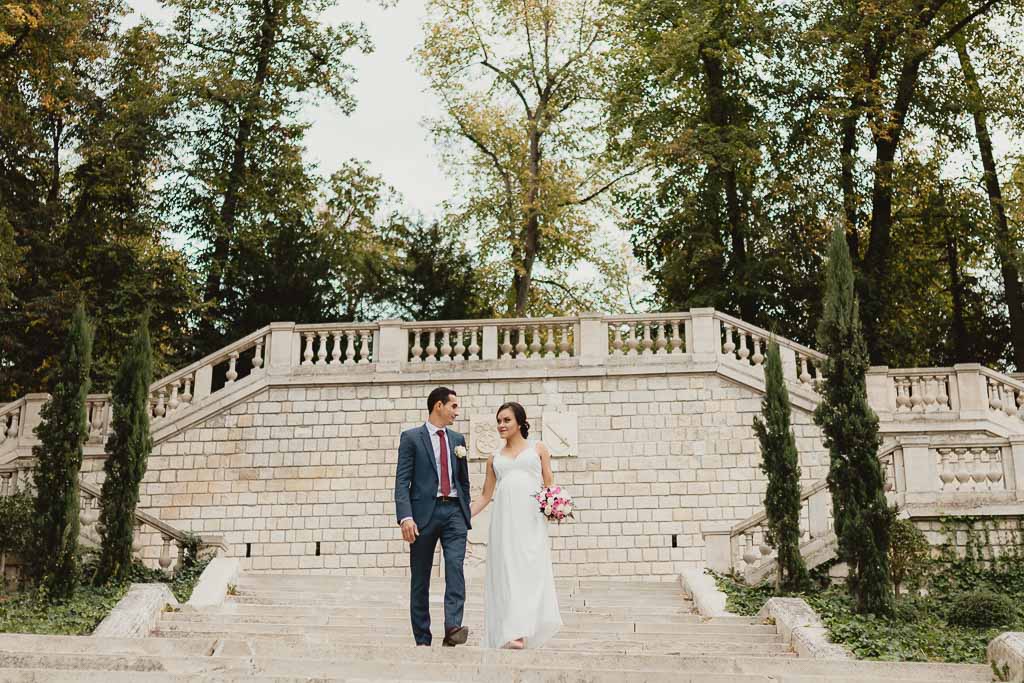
[427,387,457,413]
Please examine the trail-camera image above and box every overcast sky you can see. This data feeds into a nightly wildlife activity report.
[129,0,455,219]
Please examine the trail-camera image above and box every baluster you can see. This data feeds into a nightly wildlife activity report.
[0,416,7,444]
[328,331,341,365]
[528,326,542,358]
[559,325,572,358]
[987,449,1004,489]
[654,323,668,355]
[954,448,971,490]
[751,336,764,366]
[410,329,423,362]
[722,322,735,356]
[923,376,937,411]
[181,376,193,405]
[359,330,372,363]
[253,338,265,372]
[440,328,453,362]
[626,325,639,356]
[451,329,466,362]
[467,327,480,361]
[516,327,528,358]
[316,332,329,366]
[670,321,683,354]
[0,471,11,496]
[154,390,167,417]
[799,356,812,385]
[159,533,173,570]
[544,326,556,358]
[1017,391,1024,420]
[226,351,239,383]
[176,541,186,573]
[425,330,438,362]
[640,324,654,355]
[742,533,759,565]
[737,333,750,362]
[909,377,923,412]
[894,378,909,411]
[500,329,513,359]
[1005,386,1018,417]
[165,383,179,415]
[302,332,315,365]
[611,325,624,356]
[345,331,357,365]
[132,520,143,556]
[988,378,1002,411]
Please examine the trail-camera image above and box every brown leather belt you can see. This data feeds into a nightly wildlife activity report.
[436,496,458,503]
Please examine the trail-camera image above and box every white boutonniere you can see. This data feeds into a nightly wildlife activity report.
[454,445,468,459]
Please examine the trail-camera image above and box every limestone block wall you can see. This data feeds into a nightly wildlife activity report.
[915,516,1024,561]
[80,373,829,579]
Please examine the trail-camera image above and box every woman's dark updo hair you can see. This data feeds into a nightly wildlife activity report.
[497,402,530,438]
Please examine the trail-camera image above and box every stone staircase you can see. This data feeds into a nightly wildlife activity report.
[0,574,994,681]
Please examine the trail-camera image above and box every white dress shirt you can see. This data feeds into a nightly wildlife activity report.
[425,421,458,498]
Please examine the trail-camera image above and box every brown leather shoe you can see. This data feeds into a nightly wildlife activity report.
[442,626,468,646]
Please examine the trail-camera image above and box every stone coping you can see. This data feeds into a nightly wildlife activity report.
[680,568,729,617]
[186,557,240,610]
[758,596,851,659]
[989,632,1024,682]
[92,583,178,638]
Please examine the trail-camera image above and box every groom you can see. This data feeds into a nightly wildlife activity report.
[395,386,472,647]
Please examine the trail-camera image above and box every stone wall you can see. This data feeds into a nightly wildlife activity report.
[80,372,829,579]
[915,516,1024,562]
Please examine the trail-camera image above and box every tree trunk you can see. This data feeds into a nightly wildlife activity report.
[202,0,278,313]
[840,112,860,261]
[944,221,969,363]
[514,117,542,317]
[700,41,755,323]
[957,39,1024,369]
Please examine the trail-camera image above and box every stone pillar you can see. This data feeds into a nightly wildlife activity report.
[778,345,798,384]
[807,488,830,539]
[192,365,213,402]
[865,367,893,416]
[577,313,608,366]
[482,325,499,360]
[687,308,718,362]
[22,394,48,438]
[901,435,935,496]
[375,320,408,370]
[702,521,733,573]
[265,322,297,376]
[1008,435,1024,495]
[954,363,988,419]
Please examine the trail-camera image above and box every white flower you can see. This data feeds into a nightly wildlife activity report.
[454,445,468,459]
[544,504,553,515]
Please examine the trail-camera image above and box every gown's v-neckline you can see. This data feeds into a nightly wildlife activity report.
[499,445,532,462]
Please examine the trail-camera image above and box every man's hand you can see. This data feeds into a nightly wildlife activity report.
[401,519,419,543]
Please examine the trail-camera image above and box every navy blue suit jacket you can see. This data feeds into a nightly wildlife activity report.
[395,424,472,530]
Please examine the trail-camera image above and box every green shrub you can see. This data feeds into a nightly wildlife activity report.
[889,518,930,597]
[947,591,1017,628]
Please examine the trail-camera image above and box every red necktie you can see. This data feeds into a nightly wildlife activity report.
[438,430,451,497]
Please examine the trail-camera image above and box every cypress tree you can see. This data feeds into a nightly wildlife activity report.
[813,224,894,615]
[753,339,811,592]
[30,302,94,599]
[95,314,153,585]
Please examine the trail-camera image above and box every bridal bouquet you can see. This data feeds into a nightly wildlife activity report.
[533,485,575,522]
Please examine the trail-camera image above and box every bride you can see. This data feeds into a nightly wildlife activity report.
[470,402,563,649]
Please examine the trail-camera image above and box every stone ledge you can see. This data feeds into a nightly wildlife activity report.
[91,583,178,638]
[758,596,850,659]
[989,632,1024,682]
[186,557,240,610]
[680,568,729,617]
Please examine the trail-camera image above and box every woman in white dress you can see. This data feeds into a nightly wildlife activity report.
[470,402,563,649]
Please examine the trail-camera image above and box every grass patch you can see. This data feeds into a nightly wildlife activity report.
[0,584,128,635]
[711,564,1024,664]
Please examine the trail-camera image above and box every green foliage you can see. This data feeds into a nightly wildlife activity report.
[889,518,931,597]
[30,303,94,600]
[0,584,128,635]
[712,571,776,616]
[95,315,154,585]
[814,225,894,616]
[0,491,33,563]
[947,591,1017,629]
[753,340,810,591]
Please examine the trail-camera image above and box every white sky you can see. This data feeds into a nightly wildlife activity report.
[129,0,455,219]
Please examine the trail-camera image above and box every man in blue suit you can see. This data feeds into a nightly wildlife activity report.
[395,386,472,647]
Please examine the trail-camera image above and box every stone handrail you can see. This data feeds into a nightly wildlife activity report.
[0,397,26,456]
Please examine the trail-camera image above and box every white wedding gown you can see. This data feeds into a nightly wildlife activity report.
[483,445,563,649]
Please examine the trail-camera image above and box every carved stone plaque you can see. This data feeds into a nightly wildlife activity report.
[542,410,578,458]
[469,414,501,460]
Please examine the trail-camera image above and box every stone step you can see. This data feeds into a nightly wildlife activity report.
[204,601,763,625]
[151,627,795,656]
[0,645,992,682]
[231,586,691,606]
[160,611,779,635]
[236,575,687,594]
